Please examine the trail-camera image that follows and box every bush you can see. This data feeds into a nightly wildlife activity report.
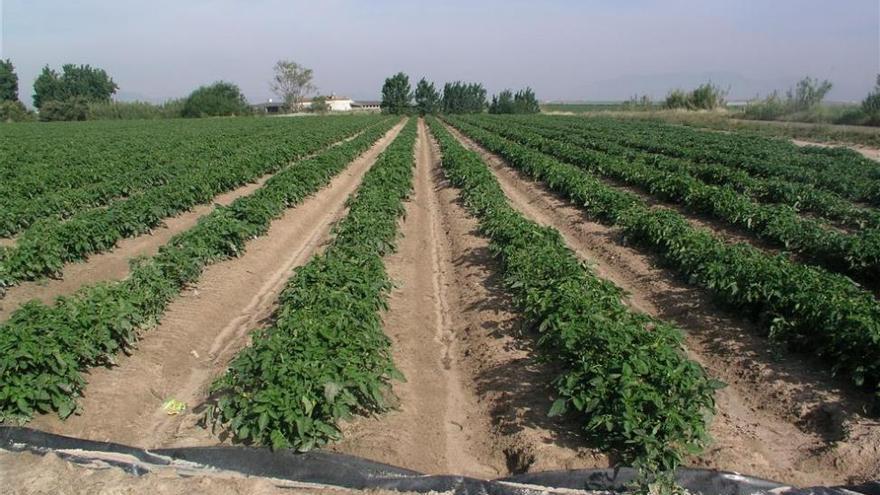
[87,99,185,120]
[39,97,89,121]
[181,81,251,118]
[664,89,689,109]
[863,75,880,126]
[0,100,35,122]
[309,95,330,114]
[743,91,788,120]
[665,83,726,110]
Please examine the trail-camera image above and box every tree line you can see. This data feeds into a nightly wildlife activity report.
[0,58,330,122]
[380,72,539,115]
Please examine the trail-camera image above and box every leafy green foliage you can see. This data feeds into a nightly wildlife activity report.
[0,117,398,422]
[38,97,90,121]
[33,64,118,110]
[427,117,717,486]
[489,87,539,114]
[0,100,35,122]
[0,116,384,290]
[863,75,880,126]
[85,99,186,120]
[441,81,487,114]
[182,81,251,118]
[664,82,727,110]
[414,78,440,115]
[461,115,880,285]
[209,119,417,450]
[381,72,412,115]
[445,115,880,397]
[0,59,19,102]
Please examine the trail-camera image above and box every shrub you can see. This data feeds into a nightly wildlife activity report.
[0,100,35,122]
[666,83,727,110]
[87,99,185,120]
[181,81,251,118]
[863,75,880,126]
[664,89,689,109]
[39,97,89,121]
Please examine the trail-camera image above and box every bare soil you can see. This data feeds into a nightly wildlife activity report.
[27,122,406,448]
[0,130,367,324]
[330,120,606,477]
[0,450,421,495]
[444,122,880,486]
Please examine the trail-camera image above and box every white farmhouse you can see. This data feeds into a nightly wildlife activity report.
[302,94,353,111]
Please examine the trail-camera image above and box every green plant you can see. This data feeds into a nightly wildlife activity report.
[0,116,397,421]
[428,117,718,489]
[445,115,880,397]
[208,118,417,450]
[181,81,251,118]
[863,75,880,126]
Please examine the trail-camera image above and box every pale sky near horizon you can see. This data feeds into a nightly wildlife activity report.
[1,0,878,105]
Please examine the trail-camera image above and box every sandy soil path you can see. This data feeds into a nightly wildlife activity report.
[0,130,367,323]
[444,122,880,486]
[330,120,605,477]
[27,122,406,448]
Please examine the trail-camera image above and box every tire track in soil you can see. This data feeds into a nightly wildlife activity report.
[27,122,406,449]
[330,119,606,477]
[0,129,369,323]
[444,122,880,486]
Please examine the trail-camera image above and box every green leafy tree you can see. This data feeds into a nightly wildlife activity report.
[787,76,833,111]
[441,81,487,113]
[33,64,118,109]
[414,78,440,115]
[380,72,412,115]
[0,59,19,102]
[513,87,540,113]
[181,81,251,118]
[489,90,514,114]
[490,87,539,114]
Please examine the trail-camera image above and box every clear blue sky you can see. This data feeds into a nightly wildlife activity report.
[2,0,878,104]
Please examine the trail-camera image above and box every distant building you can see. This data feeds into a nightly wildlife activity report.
[351,100,381,111]
[252,95,380,113]
[252,98,285,114]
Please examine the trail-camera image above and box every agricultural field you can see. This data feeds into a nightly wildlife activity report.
[3,113,880,492]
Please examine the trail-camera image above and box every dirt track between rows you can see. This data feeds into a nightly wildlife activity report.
[330,120,604,476]
[28,122,405,448]
[444,121,880,486]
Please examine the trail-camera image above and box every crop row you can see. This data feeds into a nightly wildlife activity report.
[207,118,418,450]
[427,117,718,481]
[518,115,880,204]
[0,116,384,235]
[456,116,880,286]
[1,118,259,202]
[0,117,385,292]
[444,117,880,396]
[0,118,400,421]
[488,115,880,231]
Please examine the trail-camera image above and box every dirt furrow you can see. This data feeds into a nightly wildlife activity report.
[0,130,368,324]
[331,120,604,477]
[27,122,406,448]
[445,122,880,486]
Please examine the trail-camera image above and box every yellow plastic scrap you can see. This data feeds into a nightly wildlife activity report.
[162,398,187,415]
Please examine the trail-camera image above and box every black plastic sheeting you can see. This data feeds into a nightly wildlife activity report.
[2,426,879,494]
